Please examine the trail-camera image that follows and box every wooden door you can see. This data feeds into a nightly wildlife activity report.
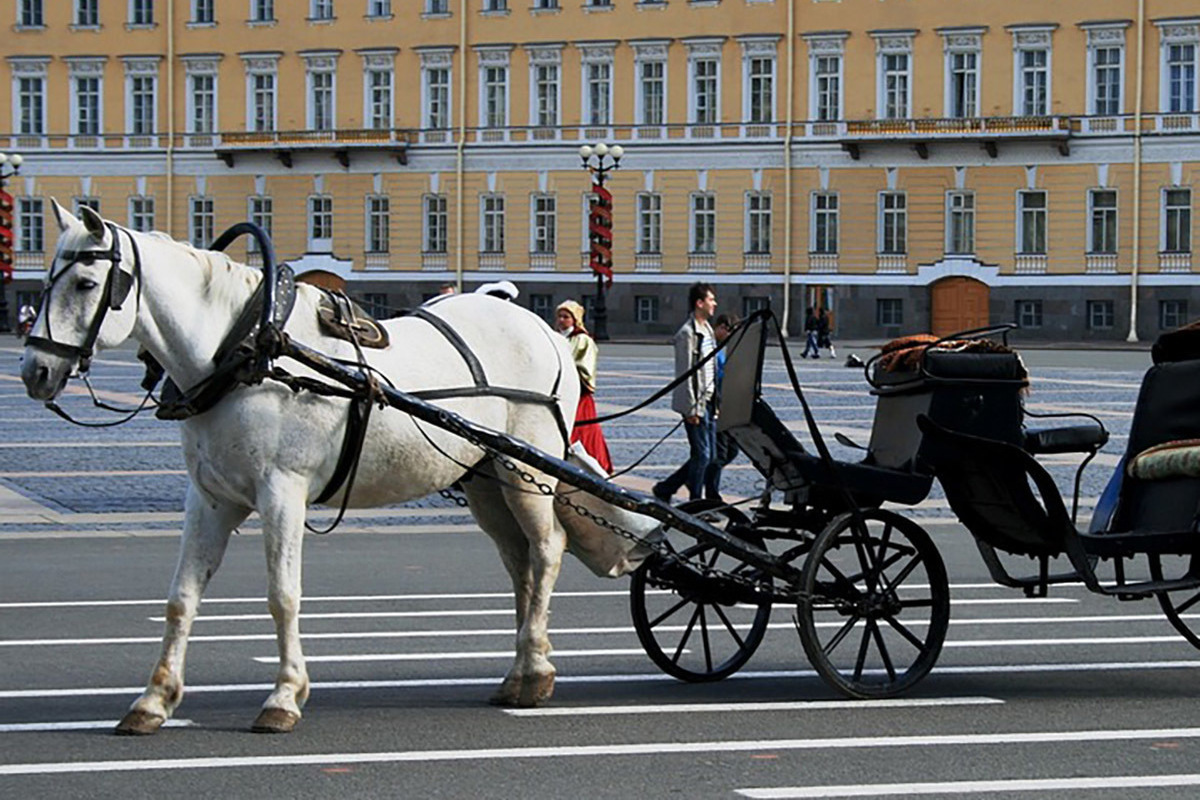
[930,277,988,337]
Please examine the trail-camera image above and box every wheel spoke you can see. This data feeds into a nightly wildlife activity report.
[898,597,935,609]
[699,604,714,673]
[822,613,862,656]
[648,594,694,629]
[1173,590,1200,616]
[819,555,864,600]
[853,619,874,680]
[884,614,929,653]
[871,620,897,681]
[874,522,894,577]
[881,551,925,594]
[671,604,702,664]
[711,602,748,649]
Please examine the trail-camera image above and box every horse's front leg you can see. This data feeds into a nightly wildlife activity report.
[116,486,247,735]
[251,476,310,733]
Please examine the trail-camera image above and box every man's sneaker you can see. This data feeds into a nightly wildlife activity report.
[652,483,672,502]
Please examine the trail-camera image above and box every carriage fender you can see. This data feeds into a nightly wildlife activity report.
[558,443,663,578]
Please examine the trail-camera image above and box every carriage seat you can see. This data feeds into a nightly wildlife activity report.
[728,399,933,506]
[1023,423,1109,455]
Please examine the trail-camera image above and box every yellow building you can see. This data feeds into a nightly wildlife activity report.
[3,0,1199,340]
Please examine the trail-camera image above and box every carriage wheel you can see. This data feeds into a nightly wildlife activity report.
[1155,557,1200,649]
[630,500,773,682]
[796,509,949,699]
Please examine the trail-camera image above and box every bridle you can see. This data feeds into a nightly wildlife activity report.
[26,222,140,375]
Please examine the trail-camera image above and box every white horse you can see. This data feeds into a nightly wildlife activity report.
[21,202,587,734]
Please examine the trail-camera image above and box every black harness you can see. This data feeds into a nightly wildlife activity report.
[26,222,140,374]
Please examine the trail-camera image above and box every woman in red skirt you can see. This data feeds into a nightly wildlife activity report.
[555,300,613,474]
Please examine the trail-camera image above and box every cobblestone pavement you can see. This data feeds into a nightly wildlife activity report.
[1,337,1145,537]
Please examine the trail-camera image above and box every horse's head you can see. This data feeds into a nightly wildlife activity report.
[21,200,139,401]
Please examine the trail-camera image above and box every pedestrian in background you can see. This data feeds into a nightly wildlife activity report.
[817,307,836,358]
[654,282,718,503]
[802,307,820,358]
[704,312,741,502]
[556,300,613,474]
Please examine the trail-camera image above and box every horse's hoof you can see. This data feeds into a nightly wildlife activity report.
[114,709,166,736]
[517,673,555,708]
[251,708,300,734]
[488,685,519,707]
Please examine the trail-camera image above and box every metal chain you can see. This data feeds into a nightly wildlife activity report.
[438,488,470,507]
[490,450,776,597]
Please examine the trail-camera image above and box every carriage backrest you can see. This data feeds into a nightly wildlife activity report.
[916,415,1074,556]
[1111,358,1200,534]
[717,309,767,432]
[868,351,1027,473]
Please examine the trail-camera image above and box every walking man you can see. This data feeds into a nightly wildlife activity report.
[654,282,718,504]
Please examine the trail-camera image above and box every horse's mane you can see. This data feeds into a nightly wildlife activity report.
[138,228,263,303]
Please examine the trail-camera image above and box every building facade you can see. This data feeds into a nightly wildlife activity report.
[3,0,1199,340]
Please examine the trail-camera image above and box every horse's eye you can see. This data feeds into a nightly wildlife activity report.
[76,278,98,291]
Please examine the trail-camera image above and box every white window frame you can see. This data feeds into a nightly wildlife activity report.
[805,33,845,123]
[1157,20,1200,114]
[18,0,43,27]
[424,194,448,253]
[873,32,914,120]
[1087,299,1115,330]
[1017,189,1048,255]
[367,0,392,17]
[362,55,395,130]
[531,193,557,255]
[184,59,219,134]
[878,191,907,255]
[1163,187,1192,253]
[685,38,723,127]
[635,296,660,324]
[580,45,615,128]
[634,49,667,128]
[128,0,154,26]
[419,50,453,130]
[739,37,779,126]
[17,197,45,253]
[1010,26,1054,116]
[304,53,339,132]
[189,195,214,249]
[123,58,159,137]
[746,192,772,254]
[1088,188,1118,254]
[75,0,98,26]
[527,47,562,130]
[248,195,273,252]
[251,0,274,23]
[946,191,975,255]
[309,0,333,20]
[940,29,983,119]
[476,47,512,130]
[636,192,662,254]
[67,59,105,137]
[366,194,390,253]
[128,196,155,232]
[242,54,280,132]
[811,192,839,254]
[690,191,716,254]
[308,195,334,252]
[1082,23,1128,117]
[480,194,506,253]
[191,0,214,23]
[11,60,49,137]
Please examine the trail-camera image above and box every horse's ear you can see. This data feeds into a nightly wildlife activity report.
[79,204,106,243]
[51,198,79,232]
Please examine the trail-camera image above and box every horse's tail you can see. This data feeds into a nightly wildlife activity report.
[555,445,661,579]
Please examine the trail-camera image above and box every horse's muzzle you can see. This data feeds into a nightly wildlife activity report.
[20,349,71,401]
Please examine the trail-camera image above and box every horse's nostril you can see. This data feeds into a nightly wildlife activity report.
[37,366,50,385]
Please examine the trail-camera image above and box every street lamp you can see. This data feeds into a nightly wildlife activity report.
[0,151,23,334]
[580,141,623,341]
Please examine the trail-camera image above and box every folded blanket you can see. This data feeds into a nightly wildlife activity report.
[1126,439,1200,480]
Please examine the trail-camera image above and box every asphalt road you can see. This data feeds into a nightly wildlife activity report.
[4,336,1200,799]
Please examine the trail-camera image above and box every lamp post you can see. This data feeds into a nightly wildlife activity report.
[0,151,23,335]
[580,142,623,341]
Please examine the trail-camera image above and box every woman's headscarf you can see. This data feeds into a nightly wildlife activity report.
[556,300,587,333]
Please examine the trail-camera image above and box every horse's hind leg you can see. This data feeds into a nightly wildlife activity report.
[251,475,310,734]
[117,485,247,735]
[464,464,566,707]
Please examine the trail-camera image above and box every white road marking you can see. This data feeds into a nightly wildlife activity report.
[3,727,1200,776]
[943,635,1186,648]
[3,660,1200,700]
[254,648,652,664]
[737,773,1200,798]
[0,719,193,733]
[152,610,515,622]
[503,696,1003,717]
